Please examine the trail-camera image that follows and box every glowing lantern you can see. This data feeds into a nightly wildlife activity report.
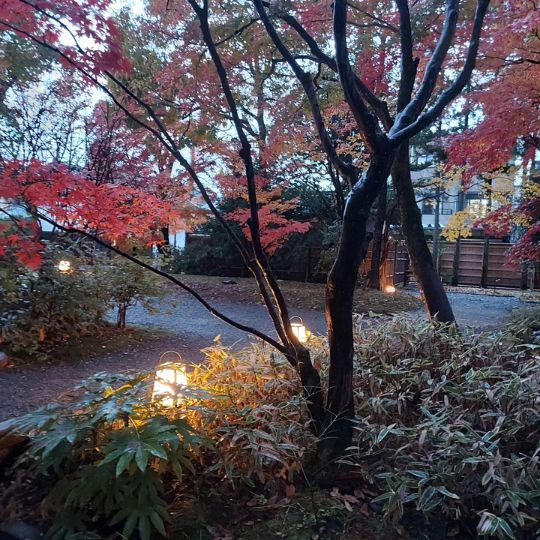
[152,362,188,407]
[290,316,308,343]
[384,285,396,295]
[57,260,72,273]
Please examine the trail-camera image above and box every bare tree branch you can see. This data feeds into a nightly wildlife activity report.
[392,0,460,133]
[395,0,418,112]
[390,0,491,143]
[253,0,359,184]
[333,0,385,153]
[268,4,393,130]
[188,0,296,351]
[18,210,291,357]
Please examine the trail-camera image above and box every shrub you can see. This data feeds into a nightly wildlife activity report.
[4,344,314,538]
[0,244,110,357]
[188,342,316,487]
[6,371,206,540]
[4,311,539,539]
[98,255,168,328]
[0,240,167,356]
[341,313,540,538]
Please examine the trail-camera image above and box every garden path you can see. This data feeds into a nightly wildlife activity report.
[0,288,534,421]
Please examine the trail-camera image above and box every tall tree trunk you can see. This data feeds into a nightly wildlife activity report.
[367,181,387,289]
[296,348,325,435]
[323,153,394,457]
[452,185,466,286]
[392,143,455,323]
[432,183,442,272]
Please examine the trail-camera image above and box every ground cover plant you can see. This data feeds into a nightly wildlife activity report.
[0,240,167,360]
[2,309,539,539]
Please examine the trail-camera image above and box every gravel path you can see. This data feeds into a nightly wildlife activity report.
[0,289,534,421]
[410,291,530,328]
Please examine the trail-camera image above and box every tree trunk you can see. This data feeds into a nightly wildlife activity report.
[117,304,127,329]
[433,183,441,272]
[367,181,387,289]
[323,153,394,457]
[392,143,455,323]
[296,348,325,436]
[158,226,171,256]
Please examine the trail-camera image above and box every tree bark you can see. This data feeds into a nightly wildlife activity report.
[323,153,394,457]
[392,143,455,323]
[296,348,325,435]
[117,304,127,329]
[367,181,387,289]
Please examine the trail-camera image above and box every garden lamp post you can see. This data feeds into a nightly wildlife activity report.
[152,353,188,407]
[57,260,72,273]
[290,316,308,343]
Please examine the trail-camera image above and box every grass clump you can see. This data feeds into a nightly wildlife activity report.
[2,309,539,539]
[343,309,540,538]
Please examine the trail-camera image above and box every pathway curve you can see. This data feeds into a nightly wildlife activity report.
[0,290,533,420]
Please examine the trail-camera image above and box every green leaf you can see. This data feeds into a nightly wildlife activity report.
[139,515,151,540]
[150,510,167,536]
[115,452,133,477]
[135,447,149,472]
[122,512,138,539]
[436,486,460,500]
[408,470,429,481]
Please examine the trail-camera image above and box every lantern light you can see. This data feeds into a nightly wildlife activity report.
[57,260,72,273]
[152,352,188,407]
[152,364,188,407]
[384,284,396,295]
[290,316,308,343]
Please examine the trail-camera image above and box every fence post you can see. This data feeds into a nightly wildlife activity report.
[402,244,409,286]
[480,236,490,288]
[520,262,529,290]
[451,238,461,286]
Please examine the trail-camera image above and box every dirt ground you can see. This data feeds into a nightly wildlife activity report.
[0,276,537,421]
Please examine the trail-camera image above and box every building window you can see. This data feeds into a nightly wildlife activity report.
[440,195,454,215]
[466,193,489,218]
[422,201,434,215]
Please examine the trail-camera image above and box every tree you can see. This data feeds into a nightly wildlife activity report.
[443,0,540,268]
[0,0,494,456]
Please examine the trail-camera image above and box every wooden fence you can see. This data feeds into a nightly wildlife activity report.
[360,242,410,287]
[184,234,538,290]
[435,239,539,289]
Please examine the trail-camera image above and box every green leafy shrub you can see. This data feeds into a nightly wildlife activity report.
[5,347,312,538]
[0,240,167,356]
[4,311,540,539]
[0,245,110,357]
[505,306,540,345]
[8,371,206,540]
[98,255,168,328]
[340,314,540,538]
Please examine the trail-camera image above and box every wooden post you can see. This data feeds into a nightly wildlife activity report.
[402,244,410,286]
[481,236,490,288]
[481,177,493,289]
[451,239,461,286]
[520,262,529,290]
